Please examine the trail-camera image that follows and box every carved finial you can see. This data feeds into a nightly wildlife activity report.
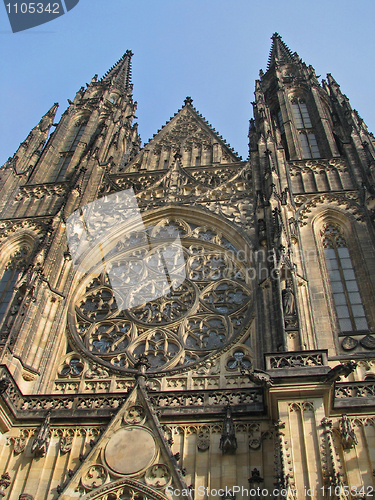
[31,412,51,457]
[135,354,151,382]
[184,96,193,107]
[320,417,333,431]
[248,468,264,484]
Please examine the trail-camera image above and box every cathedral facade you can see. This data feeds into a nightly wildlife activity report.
[0,34,375,500]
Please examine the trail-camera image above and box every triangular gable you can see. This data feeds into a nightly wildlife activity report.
[125,99,241,173]
[60,379,191,500]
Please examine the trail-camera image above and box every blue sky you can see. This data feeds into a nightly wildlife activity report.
[1,0,375,165]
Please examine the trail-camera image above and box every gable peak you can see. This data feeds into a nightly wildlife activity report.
[141,100,241,161]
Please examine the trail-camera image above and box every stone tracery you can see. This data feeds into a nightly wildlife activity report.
[69,219,253,374]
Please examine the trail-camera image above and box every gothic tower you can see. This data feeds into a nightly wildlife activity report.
[0,35,375,500]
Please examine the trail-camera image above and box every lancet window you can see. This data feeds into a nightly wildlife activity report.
[292,100,312,129]
[299,131,320,159]
[0,246,30,325]
[291,98,320,159]
[322,224,368,332]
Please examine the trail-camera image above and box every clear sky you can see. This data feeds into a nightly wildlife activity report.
[1,0,375,165]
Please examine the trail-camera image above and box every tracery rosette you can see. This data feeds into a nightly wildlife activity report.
[68,219,254,374]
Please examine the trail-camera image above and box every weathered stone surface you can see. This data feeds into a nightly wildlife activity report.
[105,427,156,474]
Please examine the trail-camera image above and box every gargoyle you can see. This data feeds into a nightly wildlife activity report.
[324,361,357,383]
[241,368,273,388]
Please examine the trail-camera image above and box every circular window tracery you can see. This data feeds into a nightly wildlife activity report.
[68,219,254,374]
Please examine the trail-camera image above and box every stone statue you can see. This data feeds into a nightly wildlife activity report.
[340,414,358,449]
[219,405,237,454]
[282,280,295,316]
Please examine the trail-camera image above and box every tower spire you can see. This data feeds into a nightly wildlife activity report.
[7,102,58,174]
[101,50,133,91]
[267,33,297,70]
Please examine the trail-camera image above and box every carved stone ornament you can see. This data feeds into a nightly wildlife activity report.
[248,437,261,450]
[0,377,10,395]
[243,369,273,388]
[0,473,11,497]
[31,412,51,457]
[341,336,358,351]
[360,334,375,350]
[13,437,27,454]
[197,432,210,452]
[248,468,264,484]
[19,495,34,500]
[219,405,237,454]
[81,464,108,490]
[282,280,296,316]
[84,363,110,379]
[144,464,171,488]
[60,436,73,454]
[124,405,146,425]
[325,361,357,383]
[340,414,358,450]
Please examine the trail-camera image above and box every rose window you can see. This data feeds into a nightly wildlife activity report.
[68,219,253,374]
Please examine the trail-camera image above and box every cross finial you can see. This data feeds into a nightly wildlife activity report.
[184,96,193,107]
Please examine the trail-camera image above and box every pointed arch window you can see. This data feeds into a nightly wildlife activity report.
[291,98,320,159]
[322,224,368,332]
[0,246,30,324]
[300,132,320,159]
[291,100,312,129]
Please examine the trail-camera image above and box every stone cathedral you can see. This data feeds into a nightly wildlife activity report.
[1,33,375,500]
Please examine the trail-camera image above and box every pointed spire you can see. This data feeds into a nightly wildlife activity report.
[39,102,59,132]
[8,103,58,174]
[267,33,296,70]
[101,50,133,91]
